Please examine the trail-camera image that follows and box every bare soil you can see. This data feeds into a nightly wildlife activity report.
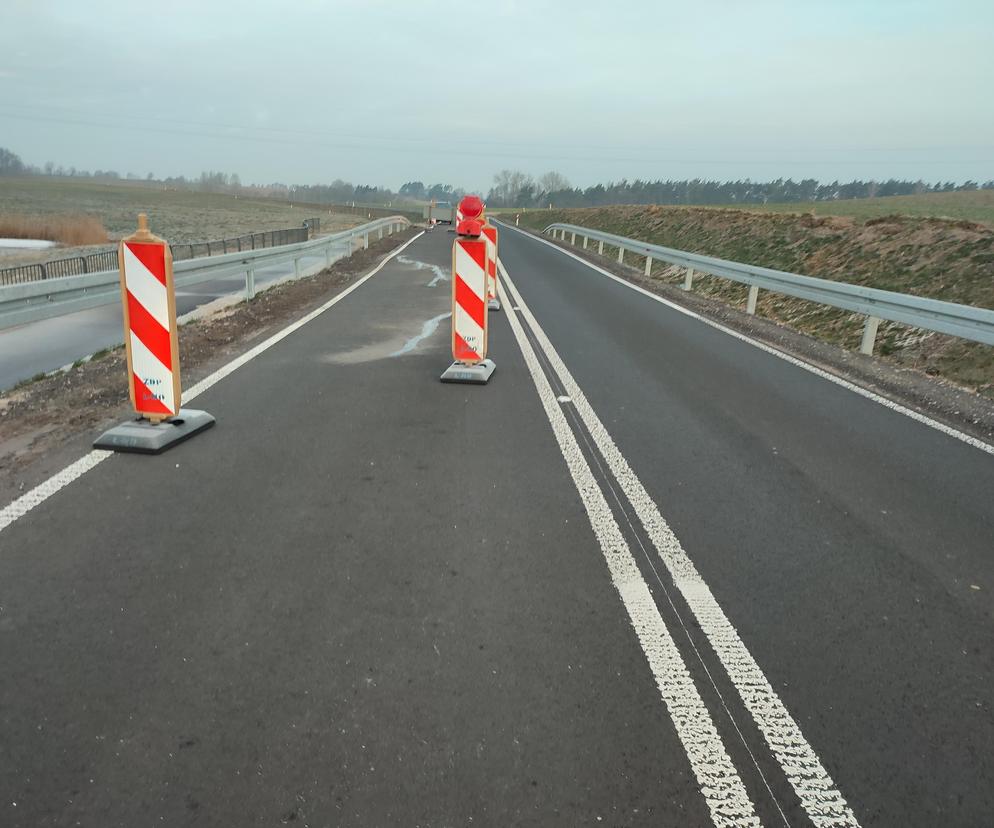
[0,230,419,505]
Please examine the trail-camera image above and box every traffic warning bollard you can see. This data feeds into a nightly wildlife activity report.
[93,213,214,453]
[441,195,495,384]
[482,222,500,312]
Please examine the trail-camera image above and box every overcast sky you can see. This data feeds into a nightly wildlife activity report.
[1,0,992,192]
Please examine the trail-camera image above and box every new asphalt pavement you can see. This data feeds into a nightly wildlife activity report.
[1,225,992,827]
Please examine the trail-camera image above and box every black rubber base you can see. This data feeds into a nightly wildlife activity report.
[93,409,216,454]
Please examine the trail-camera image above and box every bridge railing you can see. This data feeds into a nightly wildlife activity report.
[0,220,322,287]
[538,222,994,354]
[0,216,410,331]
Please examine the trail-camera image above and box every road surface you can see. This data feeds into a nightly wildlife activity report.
[1,226,992,827]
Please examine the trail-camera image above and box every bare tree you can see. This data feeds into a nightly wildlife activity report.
[489,169,535,206]
[538,171,570,194]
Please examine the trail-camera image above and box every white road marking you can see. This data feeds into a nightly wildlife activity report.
[0,233,425,538]
[499,258,861,828]
[498,275,761,827]
[0,451,112,533]
[499,222,994,458]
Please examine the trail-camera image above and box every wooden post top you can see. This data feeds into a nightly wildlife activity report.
[123,212,165,245]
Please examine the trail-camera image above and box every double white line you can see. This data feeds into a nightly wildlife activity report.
[497,258,860,828]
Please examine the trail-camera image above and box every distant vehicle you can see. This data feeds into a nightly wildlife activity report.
[423,200,455,224]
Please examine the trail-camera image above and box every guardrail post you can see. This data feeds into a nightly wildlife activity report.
[570,232,576,245]
[683,267,695,291]
[294,257,301,279]
[245,268,255,300]
[746,284,759,315]
[617,246,625,264]
[364,233,369,250]
[325,243,332,267]
[583,236,588,249]
[644,256,653,277]
[860,315,881,355]
[598,240,604,255]
[378,228,383,240]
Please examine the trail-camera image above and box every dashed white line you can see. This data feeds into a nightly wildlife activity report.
[500,257,861,828]
[499,275,761,827]
[0,233,425,538]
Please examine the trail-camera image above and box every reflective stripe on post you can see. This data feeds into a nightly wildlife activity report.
[117,214,181,422]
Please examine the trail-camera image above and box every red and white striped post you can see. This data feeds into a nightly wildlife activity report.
[481,222,500,311]
[441,195,496,384]
[93,214,214,453]
[118,214,181,422]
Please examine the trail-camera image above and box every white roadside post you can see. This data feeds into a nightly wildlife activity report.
[598,239,604,255]
[583,236,588,249]
[683,267,695,291]
[861,315,881,355]
[747,284,759,315]
[364,232,369,249]
[617,245,625,264]
[570,232,576,245]
[245,267,255,299]
[645,255,653,277]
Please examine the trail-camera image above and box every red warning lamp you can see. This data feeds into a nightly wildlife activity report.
[456,194,484,235]
[459,195,484,219]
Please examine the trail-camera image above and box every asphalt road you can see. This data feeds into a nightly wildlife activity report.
[1,226,992,827]
[0,246,345,391]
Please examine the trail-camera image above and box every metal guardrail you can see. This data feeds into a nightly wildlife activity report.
[540,222,994,354]
[0,216,410,331]
[0,219,321,287]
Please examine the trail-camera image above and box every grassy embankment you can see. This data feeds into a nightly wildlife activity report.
[512,197,994,397]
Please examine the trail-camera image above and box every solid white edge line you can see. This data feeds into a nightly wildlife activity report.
[497,274,762,827]
[499,257,861,828]
[497,222,994,458]
[0,232,424,536]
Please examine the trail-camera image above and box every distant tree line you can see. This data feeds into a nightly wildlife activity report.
[4,146,992,209]
[0,146,421,207]
[485,169,994,208]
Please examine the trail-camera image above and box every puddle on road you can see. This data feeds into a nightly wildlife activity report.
[397,256,449,287]
[320,312,451,365]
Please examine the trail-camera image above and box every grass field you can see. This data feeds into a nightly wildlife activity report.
[0,177,363,246]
